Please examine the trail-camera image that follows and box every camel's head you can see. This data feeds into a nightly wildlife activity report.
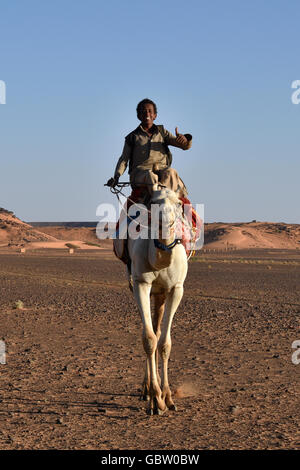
[150,186,183,239]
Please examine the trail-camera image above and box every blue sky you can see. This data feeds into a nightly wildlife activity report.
[0,0,299,222]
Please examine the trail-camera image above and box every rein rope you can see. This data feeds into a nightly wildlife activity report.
[108,182,152,229]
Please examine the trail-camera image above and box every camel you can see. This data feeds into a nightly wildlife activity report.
[127,184,188,415]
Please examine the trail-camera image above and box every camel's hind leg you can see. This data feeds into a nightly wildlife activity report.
[134,282,166,415]
[141,294,165,401]
[158,285,184,411]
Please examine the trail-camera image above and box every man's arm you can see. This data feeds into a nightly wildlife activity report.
[106,140,132,186]
[114,140,132,179]
[164,127,192,150]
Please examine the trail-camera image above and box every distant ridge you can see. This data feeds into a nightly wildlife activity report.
[0,207,15,216]
[29,221,98,228]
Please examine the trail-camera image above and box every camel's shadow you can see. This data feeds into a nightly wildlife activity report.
[0,387,142,420]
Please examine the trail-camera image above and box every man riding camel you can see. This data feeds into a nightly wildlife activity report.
[106,98,192,199]
[106,98,199,264]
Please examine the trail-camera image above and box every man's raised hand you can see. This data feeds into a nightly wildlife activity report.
[175,127,188,148]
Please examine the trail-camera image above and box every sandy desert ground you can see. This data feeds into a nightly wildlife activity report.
[0,245,299,450]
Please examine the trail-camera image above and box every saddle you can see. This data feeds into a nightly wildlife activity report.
[113,187,145,265]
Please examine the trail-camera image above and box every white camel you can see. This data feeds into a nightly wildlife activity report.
[127,185,188,415]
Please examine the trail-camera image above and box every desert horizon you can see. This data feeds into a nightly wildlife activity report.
[1,207,300,252]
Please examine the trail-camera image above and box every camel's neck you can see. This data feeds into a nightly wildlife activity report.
[148,229,176,270]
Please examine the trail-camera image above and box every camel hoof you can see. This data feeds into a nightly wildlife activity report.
[146,406,166,416]
[156,407,167,416]
[140,393,150,402]
[168,404,177,411]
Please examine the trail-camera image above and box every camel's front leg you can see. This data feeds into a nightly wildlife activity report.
[158,284,184,411]
[153,294,165,386]
[141,294,165,402]
[141,358,150,402]
[133,282,167,415]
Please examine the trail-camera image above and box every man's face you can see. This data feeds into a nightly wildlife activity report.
[139,103,157,127]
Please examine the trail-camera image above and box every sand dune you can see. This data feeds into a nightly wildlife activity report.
[204,222,300,250]
[23,221,300,251]
[33,226,99,244]
[27,240,102,250]
[0,208,57,247]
